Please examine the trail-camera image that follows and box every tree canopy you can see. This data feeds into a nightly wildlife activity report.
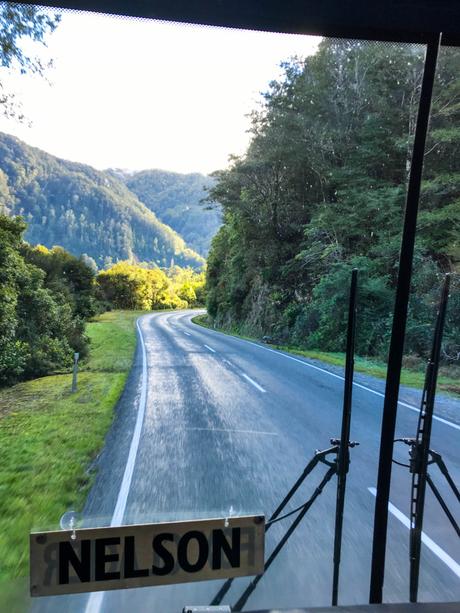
[97,262,205,311]
[0,3,60,120]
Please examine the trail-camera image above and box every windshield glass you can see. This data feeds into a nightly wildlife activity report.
[0,5,458,613]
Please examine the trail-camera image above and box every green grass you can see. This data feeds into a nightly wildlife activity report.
[0,310,143,594]
[81,309,143,373]
[192,314,460,396]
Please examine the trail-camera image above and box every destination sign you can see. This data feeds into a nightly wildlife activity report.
[30,515,265,597]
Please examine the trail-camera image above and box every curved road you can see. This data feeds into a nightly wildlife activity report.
[35,310,460,612]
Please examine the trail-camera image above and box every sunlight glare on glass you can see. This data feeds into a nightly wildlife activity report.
[0,9,320,173]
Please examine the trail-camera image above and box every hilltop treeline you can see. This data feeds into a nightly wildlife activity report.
[0,214,205,386]
[0,134,204,269]
[120,169,221,256]
[206,41,460,361]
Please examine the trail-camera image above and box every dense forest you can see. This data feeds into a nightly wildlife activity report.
[0,133,204,269]
[117,169,221,256]
[206,41,460,361]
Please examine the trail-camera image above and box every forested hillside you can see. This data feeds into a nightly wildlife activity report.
[206,41,460,361]
[0,134,204,269]
[120,169,221,256]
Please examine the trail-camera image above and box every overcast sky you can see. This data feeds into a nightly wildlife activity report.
[0,9,320,174]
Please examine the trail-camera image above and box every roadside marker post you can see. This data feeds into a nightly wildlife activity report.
[71,352,79,393]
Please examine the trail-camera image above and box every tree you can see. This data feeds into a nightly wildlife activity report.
[96,262,206,311]
[206,40,460,361]
[0,3,60,120]
[21,244,98,318]
[0,215,29,383]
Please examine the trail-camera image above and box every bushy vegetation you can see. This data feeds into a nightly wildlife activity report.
[0,3,60,122]
[0,133,204,269]
[0,215,94,386]
[122,169,221,256]
[206,41,460,363]
[0,214,205,388]
[97,261,205,310]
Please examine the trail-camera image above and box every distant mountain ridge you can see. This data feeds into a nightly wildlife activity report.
[115,168,221,256]
[0,133,205,269]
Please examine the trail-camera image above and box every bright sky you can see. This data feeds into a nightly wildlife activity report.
[0,9,320,174]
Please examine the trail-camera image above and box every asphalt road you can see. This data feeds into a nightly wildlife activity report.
[34,310,460,612]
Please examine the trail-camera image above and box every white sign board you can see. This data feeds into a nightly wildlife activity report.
[30,515,265,597]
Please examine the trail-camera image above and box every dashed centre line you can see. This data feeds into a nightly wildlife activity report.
[200,340,267,394]
[367,487,460,579]
[189,321,460,432]
[242,373,266,393]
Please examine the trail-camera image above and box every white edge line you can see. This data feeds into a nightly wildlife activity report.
[85,317,148,613]
[191,322,460,432]
[183,331,191,336]
[204,344,216,353]
[367,487,460,578]
[112,318,148,524]
[242,372,266,393]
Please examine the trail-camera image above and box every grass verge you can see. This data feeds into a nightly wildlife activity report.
[0,310,143,593]
[192,314,460,396]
